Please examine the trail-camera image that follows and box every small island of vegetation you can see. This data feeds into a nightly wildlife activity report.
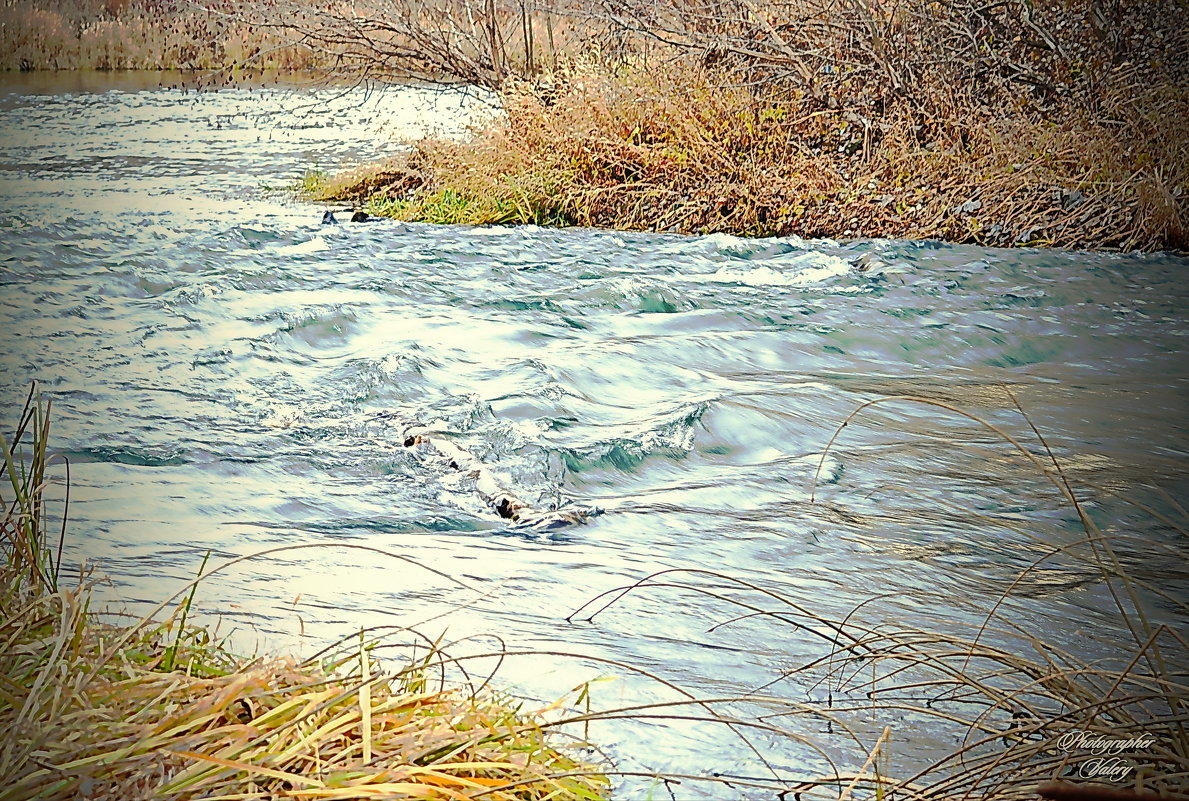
[291,0,1187,252]
[3,0,1185,251]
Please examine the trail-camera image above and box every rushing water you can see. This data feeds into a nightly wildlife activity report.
[1,74,1187,795]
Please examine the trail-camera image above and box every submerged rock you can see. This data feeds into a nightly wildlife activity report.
[400,426,595,530]
[321,209,372,224]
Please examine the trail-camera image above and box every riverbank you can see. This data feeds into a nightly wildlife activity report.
[311,61,1187,252]
[0,393,608,801]
[0,0,315,73]
[7,1,1184,250]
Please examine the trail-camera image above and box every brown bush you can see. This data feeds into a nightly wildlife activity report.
[0,0,324,72]
[323,57,1185,250]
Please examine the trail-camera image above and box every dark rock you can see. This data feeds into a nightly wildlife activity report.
[852,252,878,272]
[495,497,516,519]
[321,210,337,225]
[350,210,370,222]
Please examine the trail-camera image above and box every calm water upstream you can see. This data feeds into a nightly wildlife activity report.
[0,74,1187,796]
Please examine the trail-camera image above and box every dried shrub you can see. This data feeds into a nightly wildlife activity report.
[322,57,1186,250]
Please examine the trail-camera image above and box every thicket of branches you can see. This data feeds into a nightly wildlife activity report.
[606,0,1186,109]
[291,0,1185,249]
[235,0,1187,116]
[14,0,1164,247]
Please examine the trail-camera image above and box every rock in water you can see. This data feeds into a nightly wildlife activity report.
[321,210,337,225]
[351,210,370,222]
[399,426,595,530]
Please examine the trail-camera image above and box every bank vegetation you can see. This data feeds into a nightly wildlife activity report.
[5,0,1186,249]
[294,0,1187,251]
[0,0,317,75]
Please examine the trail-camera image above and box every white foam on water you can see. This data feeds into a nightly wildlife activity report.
[662,231,810,257]
[654,229,853,286]
[275,236,328,255]
[671,251,853,287]
[467,225,514,236]
[261,405,304,429]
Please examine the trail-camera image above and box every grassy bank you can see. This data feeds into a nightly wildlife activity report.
[298,0,1187,252]
[0,390,608,800]
[312,58,1187,251]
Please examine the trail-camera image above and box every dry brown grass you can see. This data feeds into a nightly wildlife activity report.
[566,393,1189,799]
[0,0,320,72]
[318,58,1187,251]
[0,389,608,801]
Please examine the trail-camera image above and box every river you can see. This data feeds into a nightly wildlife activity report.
[0,73,1186,797]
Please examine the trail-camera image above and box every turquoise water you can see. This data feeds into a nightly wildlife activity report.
[0,75,1186,795]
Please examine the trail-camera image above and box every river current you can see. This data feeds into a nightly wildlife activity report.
[0,75,1186,796]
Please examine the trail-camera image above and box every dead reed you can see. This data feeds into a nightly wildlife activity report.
[0,387,609,801]
[565,391,1189,798]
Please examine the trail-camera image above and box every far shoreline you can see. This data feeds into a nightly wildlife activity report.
[6,65,1183,255]
[0,68,379,93]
